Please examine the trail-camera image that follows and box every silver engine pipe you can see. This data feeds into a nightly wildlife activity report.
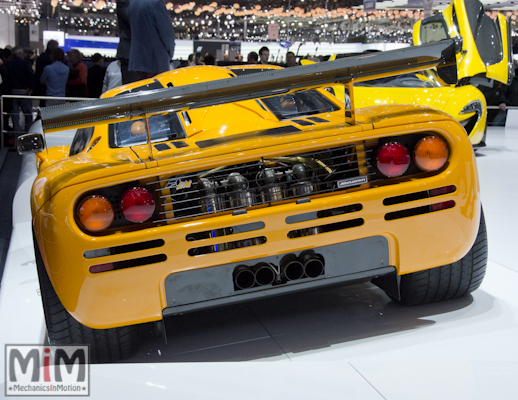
[290,163,315,197]
[198,178,222,214]
[259,168,286,203]
[198,178,229,252]
[291,163,320,236]
[227,172,255,208]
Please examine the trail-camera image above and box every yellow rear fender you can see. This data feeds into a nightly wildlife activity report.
[37,146,70,173]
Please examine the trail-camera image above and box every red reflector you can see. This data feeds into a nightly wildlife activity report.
[429,185,456,197]
[89,263,114,273]
[431,200,455,212]
[120,187,156,223]
[376,142,410,178]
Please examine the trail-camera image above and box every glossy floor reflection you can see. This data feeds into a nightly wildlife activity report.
[0,127,517,399]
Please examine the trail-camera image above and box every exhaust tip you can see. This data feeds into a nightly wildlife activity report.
[254,262,276,286]
[301,253,324,278]
[281,254,305,281]
[234,265,255,290]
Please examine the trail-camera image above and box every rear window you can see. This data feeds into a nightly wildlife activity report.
[261,90,340,120]
[420,19,449,44]
[109,112,186,148]
[474,12,503,66]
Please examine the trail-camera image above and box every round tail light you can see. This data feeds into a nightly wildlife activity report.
[120,187,156,223]
[414,136,449,172]
[376,142,410,177]
[78,195,114,232]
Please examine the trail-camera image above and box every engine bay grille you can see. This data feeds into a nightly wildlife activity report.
[149,142,374,223]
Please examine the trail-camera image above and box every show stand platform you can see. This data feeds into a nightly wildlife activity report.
[0,127,517,399]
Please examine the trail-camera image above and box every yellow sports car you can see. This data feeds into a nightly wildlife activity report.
[18,39,487,362]
[350,70,488,147]
[325,0,512,148]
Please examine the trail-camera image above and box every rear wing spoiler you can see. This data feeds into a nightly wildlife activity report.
[40,39,457,132]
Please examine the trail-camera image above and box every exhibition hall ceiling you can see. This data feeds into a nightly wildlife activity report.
[2,0,518,19]
[2,0,518,43]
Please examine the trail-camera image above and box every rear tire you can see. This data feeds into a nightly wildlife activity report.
[395,208,487,306]
[34,235,140,363]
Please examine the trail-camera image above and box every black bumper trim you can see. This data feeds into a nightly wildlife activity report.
[163,235,390,315]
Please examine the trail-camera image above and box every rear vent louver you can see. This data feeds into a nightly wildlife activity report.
[188,236,267,256]
[149,143,373,223]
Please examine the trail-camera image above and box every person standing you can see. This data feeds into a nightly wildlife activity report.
[102,59,122,93]
[87,53,105,98]
[34,39,59,106]
[6,47,34,137]
[40,48,69,106]
[116,0,136,84]
[128,0,176,81]
[129,0,175,80]
[285,51,297,67]
[0,48,13,144]
[66,49,87,98]
[258,46,270,64]
[247,51,258,64]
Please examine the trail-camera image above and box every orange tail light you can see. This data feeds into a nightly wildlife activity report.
[78,195,115,232]
[414,136,449,172]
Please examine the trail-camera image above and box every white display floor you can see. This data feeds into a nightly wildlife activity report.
[1,127,517,399]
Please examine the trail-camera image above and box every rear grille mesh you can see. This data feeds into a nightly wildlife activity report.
[149,143,374,223]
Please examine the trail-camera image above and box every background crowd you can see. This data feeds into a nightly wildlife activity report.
[0,0,303,147]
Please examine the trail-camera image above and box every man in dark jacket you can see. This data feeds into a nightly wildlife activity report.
[34,39,59,105]
[116,0,136,84]
[6,47,35,137]
[128,0,176,80]
[87,53,105,98]
[478,80,512,126]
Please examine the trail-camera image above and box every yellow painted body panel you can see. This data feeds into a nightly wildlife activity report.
[352,82,487,146]
[32,98,479,329]
[413,0,511,84]
[298,61,487,146]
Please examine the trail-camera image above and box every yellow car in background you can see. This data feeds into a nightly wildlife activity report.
[18,39,487,363]
[414,0,512,86]
[326,0,512,148]
[350,70,487,147]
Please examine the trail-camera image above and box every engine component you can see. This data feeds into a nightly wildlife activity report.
[227,172,255,208]
[258,168,287,203]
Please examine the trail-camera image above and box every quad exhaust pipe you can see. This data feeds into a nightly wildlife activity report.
[300,252,325,278]
[233,252,325,290]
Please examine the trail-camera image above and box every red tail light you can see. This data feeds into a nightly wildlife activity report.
[376,142,410,177]
[120,187,156,223]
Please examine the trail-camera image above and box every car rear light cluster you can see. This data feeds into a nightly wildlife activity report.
[375,135,449,178]
[77,187,156,233]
